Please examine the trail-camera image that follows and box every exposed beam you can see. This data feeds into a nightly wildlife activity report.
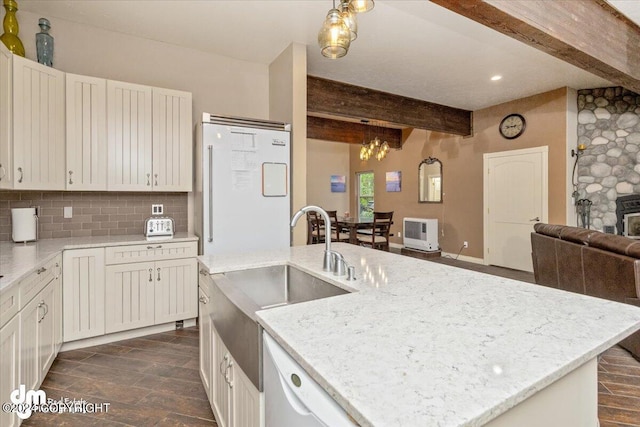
[307,116,404,148]
[307,76,473,136]
[431,0,640,94]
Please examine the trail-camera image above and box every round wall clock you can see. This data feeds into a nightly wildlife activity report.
[499,113,526,139]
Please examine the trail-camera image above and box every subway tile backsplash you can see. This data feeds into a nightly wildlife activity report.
[0,191,188,241]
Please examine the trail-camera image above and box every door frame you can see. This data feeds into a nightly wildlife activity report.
[483,146,549,267]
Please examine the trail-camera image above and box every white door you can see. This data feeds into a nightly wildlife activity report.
[484,147,548,272]
[38,283,56,382]
[20,295,40,391]
[105,262,155,333]
[154,258,197,324]
[66,73,107,190]
[0,315,20,427]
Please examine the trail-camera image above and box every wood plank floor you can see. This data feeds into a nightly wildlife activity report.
[20,255,640,426]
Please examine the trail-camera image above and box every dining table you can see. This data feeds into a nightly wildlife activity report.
[336,216,384,245]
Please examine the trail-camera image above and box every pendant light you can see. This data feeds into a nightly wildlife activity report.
[349,0,374,13]
[340,1,358,41]
[318,1,351,59]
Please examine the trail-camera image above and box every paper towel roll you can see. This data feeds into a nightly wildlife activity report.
[11,208,37,242]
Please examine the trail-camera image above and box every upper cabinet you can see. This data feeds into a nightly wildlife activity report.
[0,45,11,189]
[107,80,153,191]
[11,55,65,190]
[152,88,192,191]
[66,73,107,190]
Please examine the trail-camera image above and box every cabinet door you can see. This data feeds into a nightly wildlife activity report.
[107,80,152,191]
[12,55,65,190]
[213,329,232,427]
[105,262,155,333]
[154,258,197,324]
[62,248,106,342]
[38,283,56,382]
[53,259,63,352]
[66,73,107,190]
[199,286,212,400]
[20,295,40,392]
[0,314,20,427]
[0,44,12,189]
[231,359,262,427]
[152,88,192,191]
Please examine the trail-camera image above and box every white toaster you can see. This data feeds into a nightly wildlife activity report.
[144,217,174,240]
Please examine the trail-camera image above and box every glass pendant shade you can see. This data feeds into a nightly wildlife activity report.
[349,0,374,13]
[318,8,351,59]
[340,1,358,41]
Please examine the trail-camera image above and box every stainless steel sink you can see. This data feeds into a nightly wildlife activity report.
[209,265,349,391]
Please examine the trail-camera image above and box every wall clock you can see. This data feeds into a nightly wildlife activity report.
[499,113,526,139]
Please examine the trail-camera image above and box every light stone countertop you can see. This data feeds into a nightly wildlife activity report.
[0,233,198,293]
[198,243,640,427]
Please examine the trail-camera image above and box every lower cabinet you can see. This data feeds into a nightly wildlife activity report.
[0,314,20,427]
[198,269,213,401]
[211,326,262,427]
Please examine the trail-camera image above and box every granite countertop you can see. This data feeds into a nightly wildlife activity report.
[198,243,640,427]
[0,233,198,293]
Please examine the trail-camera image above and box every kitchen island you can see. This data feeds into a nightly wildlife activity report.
[198,243,640,427]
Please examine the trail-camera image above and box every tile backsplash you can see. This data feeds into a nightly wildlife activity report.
[0,191,188,241]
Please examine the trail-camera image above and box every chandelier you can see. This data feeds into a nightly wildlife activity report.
[359,122,390,161]
[318,0,374,59]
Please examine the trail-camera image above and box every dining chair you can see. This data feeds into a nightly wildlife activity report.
[357,211,394,251]
[326,210,350,243]
[307,211,326,244]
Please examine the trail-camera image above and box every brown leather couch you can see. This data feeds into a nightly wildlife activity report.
[531,223,640,360]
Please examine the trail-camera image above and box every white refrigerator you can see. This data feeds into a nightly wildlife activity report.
[195,113,291,255]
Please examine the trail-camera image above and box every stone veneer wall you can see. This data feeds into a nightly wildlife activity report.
[0,191,188,241]
[576,87,640,231]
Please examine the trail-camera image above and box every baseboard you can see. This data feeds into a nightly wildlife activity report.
[390,242,403,249]
[440,252,484,265]
[60,318,197,352]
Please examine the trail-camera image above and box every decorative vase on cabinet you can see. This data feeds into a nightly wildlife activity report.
[35,17,53,67]
[0,0,24,57]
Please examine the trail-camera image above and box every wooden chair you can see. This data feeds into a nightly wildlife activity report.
[306,211,326,244]
[357,211,394,251]
[326,210,350,243]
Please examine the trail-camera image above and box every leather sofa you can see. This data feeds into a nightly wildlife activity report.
[531,223,640,360]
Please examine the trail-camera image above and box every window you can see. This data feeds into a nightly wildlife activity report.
[357,171,374,219]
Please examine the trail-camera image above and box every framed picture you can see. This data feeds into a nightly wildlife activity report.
[386,171,401,192]
[331,175,346,192]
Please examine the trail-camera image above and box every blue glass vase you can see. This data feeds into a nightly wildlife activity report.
[36,17,53,67]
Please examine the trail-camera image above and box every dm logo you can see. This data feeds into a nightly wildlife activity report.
[10,384,46,419]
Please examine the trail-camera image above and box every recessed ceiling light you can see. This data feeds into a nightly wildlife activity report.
[491,75,503,81]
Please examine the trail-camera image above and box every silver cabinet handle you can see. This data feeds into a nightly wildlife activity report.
[37,301,45,323]
[146,173,151,186]
[157,267,161,282]
[146,245,162,250]
[529,217,540,222]
[0,163,5,181]
[149,268,153,282]
[208,145,213,243]
[17,167,23,183]
[199,268,209,276]
[154,173,158,186]
[43,302,49,318]
[227,361,234,388]
[199,295,208,304]
[36,267,47,274]
[219,354,229,374]
[68,170,73,185]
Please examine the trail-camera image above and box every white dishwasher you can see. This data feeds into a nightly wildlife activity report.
[263,332,358,427]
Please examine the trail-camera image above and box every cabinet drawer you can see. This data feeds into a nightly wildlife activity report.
[105,241,197,265]
[0,284,19,329]
[19,256,60,310]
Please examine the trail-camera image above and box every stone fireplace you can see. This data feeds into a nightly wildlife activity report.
[616,194,640,236]
[576,87,640,232]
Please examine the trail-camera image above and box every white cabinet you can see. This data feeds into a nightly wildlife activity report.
[12,55,65,190]
[103,241,198,334]
[62,248,106,342]
[211,326,262,427]
[0,314,20,427]
[105,261,155,333]
[152,88,192,191]
[198,269,213,401]
[107,80,153,191]
[66,73,107,190]
[0,44,12,189]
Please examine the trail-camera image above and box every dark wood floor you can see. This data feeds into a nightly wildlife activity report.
[20,254,640,426]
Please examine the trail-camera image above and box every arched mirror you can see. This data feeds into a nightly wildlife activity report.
[419,157,442,203]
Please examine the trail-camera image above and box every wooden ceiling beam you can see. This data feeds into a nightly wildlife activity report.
[431,0,640,94]
[307,76,473,136]
[307,116,404,148]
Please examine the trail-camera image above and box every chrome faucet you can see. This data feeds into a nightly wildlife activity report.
[291,205,333,271]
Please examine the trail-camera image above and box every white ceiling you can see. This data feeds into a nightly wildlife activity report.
[18,0,637,111]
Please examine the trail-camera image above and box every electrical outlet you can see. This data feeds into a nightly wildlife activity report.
[463,241,468,249]
[152,204,164,215]
[64,206,73,219]
[397,232,401,237]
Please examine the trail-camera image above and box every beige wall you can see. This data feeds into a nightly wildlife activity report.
[18,11,270,122]
[307,139,350,215]
[349,87,568,258]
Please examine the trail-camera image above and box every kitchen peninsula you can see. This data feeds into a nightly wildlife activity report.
[199,243,640,427]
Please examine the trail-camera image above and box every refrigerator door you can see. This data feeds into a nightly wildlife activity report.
[202,123,290,255]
